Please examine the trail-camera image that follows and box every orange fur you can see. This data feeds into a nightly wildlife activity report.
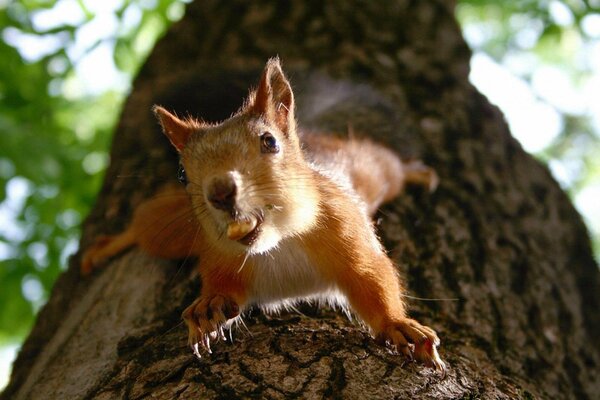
[81,184,201,274]
[82,58,444,372]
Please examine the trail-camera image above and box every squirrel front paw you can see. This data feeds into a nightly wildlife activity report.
[376,318,446,374]
[182,294,240,357]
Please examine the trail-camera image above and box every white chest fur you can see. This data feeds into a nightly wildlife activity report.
[248,239,344,312]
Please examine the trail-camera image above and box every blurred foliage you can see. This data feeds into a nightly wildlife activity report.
[0,0,186,345]
[457,0,600,259]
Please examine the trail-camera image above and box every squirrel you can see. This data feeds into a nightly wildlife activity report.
[81,58,445,372]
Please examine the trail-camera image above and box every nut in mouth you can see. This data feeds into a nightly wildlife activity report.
[226,213,264,246]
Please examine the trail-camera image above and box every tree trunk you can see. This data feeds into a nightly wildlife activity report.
[3,1,600,399]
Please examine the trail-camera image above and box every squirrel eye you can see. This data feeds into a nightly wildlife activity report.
[177,165,187,185]
[260,132,279,154]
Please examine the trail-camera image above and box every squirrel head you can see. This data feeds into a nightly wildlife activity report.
[154,58,319,255]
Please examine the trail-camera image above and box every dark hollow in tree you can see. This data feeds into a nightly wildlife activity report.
[3,1,599,399]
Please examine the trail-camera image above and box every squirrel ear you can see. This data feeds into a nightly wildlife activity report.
[251,57,295,136]
[153,105,195,152]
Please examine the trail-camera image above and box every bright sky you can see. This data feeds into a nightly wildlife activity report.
[470,52,564,153]
[1,0,599,391]
[0,345,18,390]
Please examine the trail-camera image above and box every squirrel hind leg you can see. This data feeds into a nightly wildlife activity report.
[402,160,439,193]
[80,228,136,275]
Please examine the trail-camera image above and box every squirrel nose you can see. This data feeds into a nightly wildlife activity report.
[207,175,237,213]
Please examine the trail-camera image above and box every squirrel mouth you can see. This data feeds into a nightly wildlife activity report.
[237,220,262,246]
[226,214,264,246]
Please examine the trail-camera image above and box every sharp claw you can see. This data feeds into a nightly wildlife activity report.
[400,345,413,361]
[431,345,447,377]
[192,342,202,359]
[204,334,212,354]
[438,362,447,379]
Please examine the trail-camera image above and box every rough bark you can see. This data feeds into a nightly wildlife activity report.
[3,1,600,399]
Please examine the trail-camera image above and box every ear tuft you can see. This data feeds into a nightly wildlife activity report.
[251,57,295,135]
[153,105,195,152]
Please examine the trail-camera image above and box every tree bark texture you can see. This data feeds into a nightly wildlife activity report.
[3,1,600,399]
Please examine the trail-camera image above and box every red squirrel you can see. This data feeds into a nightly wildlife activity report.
[82,58,445,372]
